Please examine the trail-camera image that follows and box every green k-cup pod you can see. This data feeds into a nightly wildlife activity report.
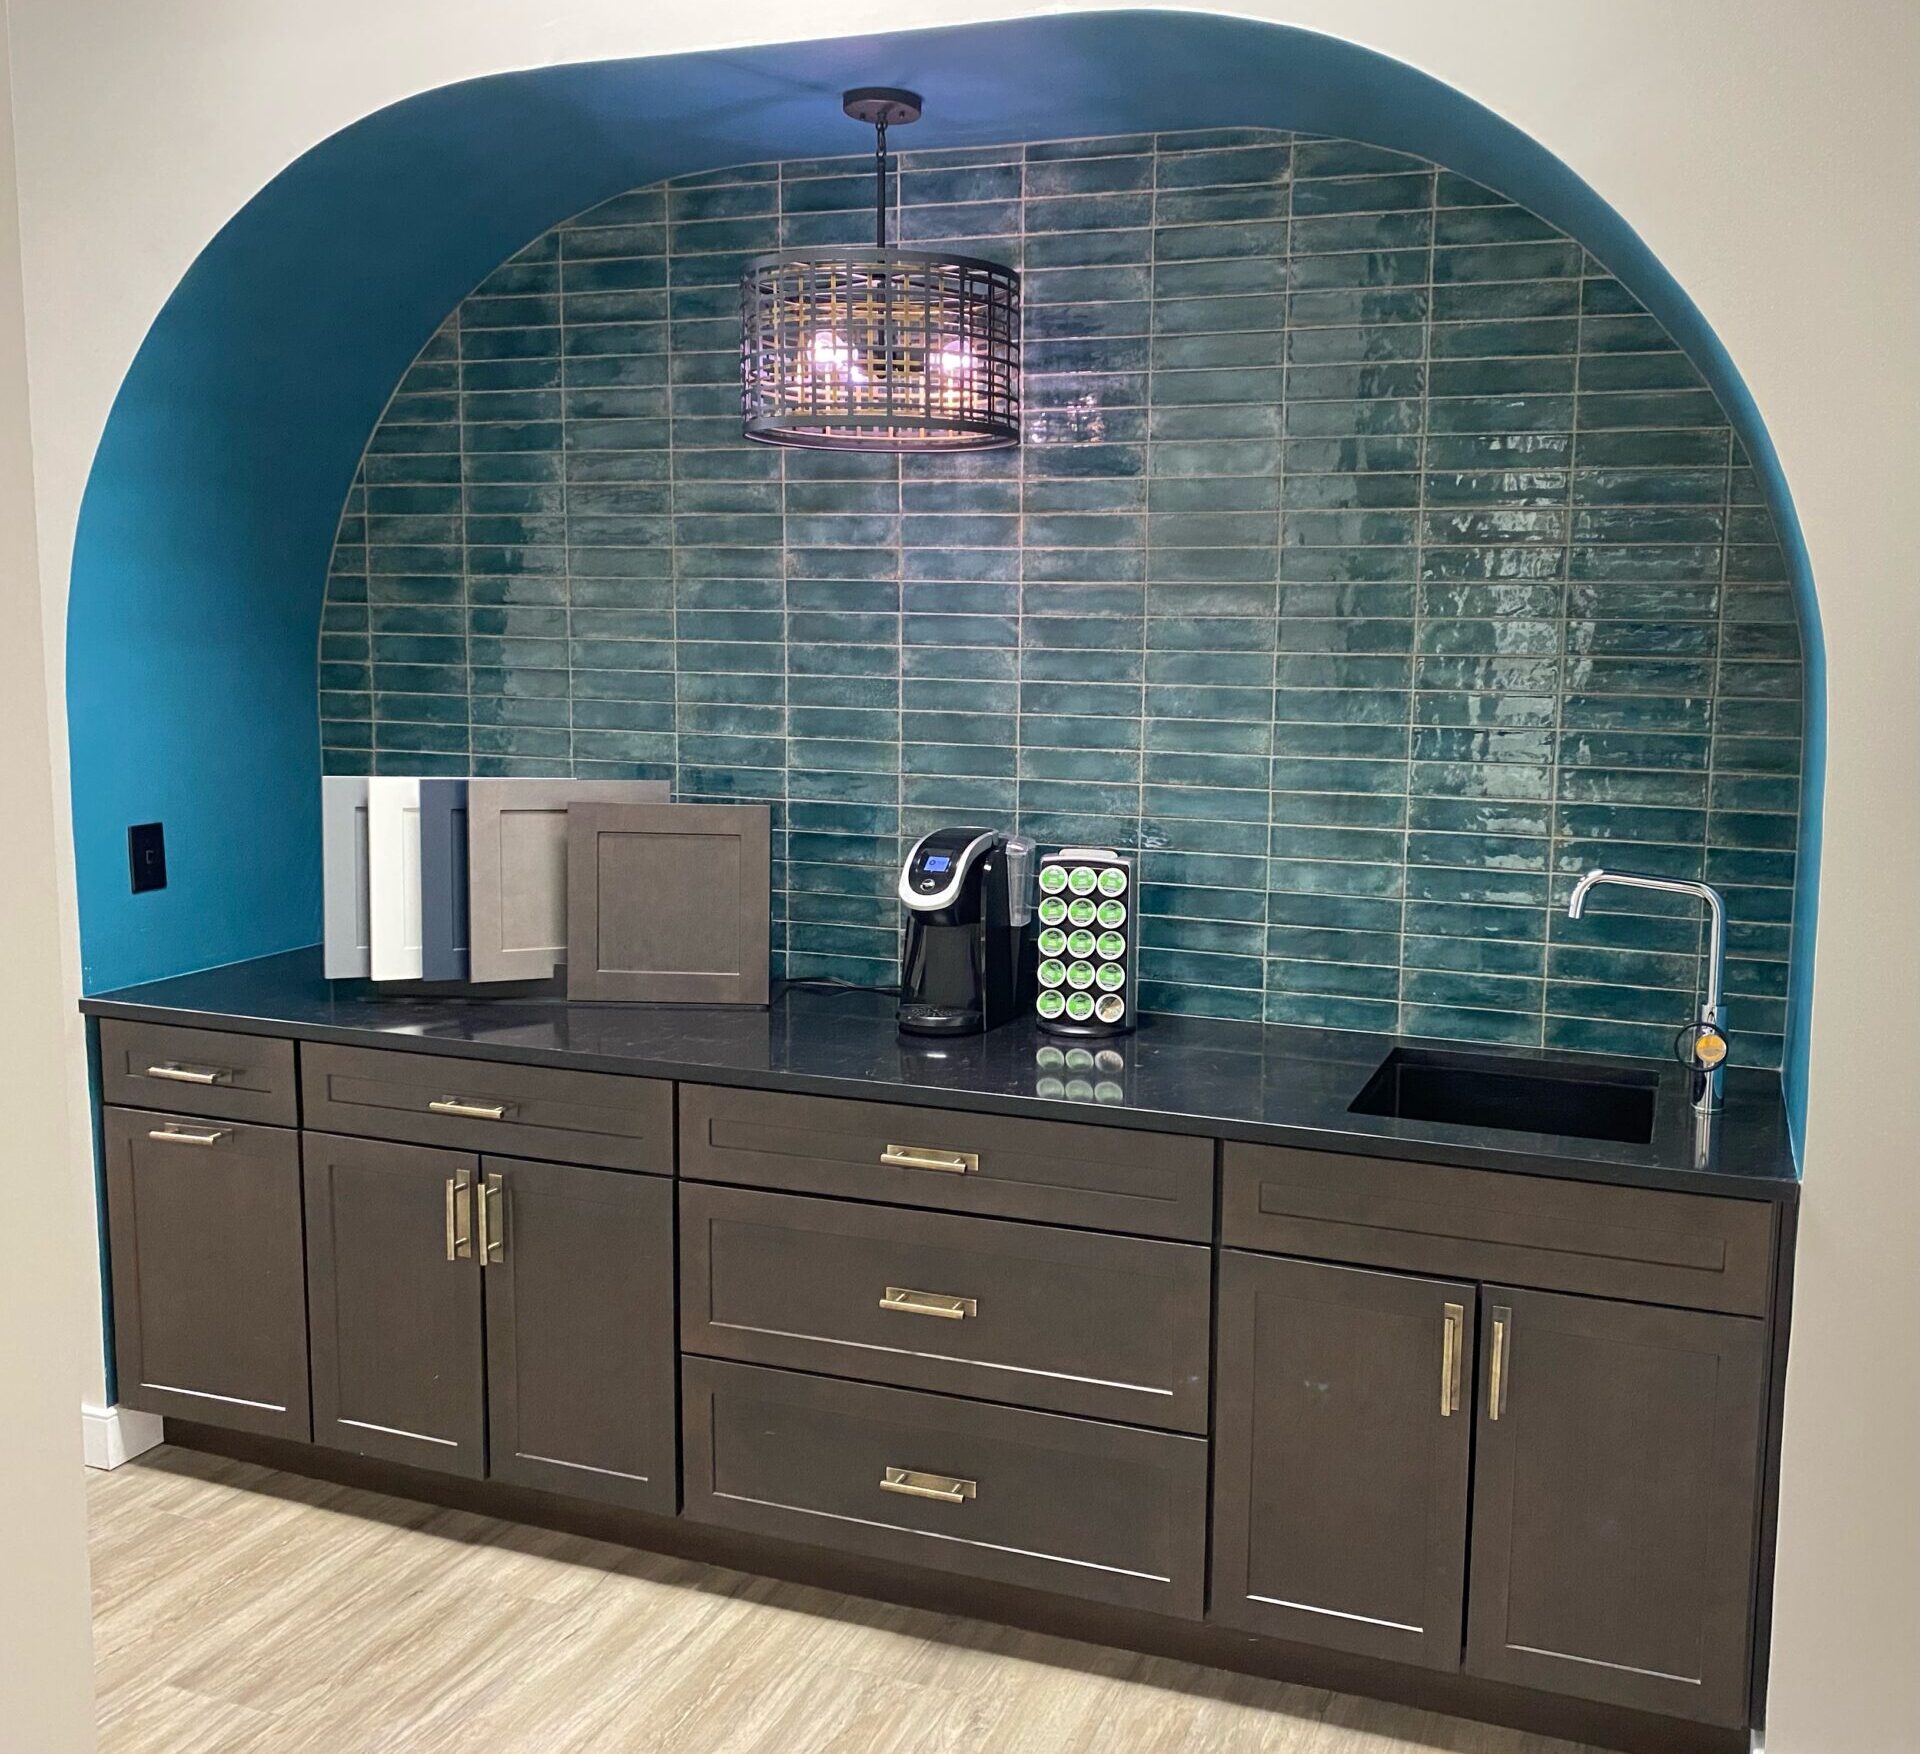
[1067,866,1098,894]
[1096,899,1126,928]
[1065,1048,1095,1071]
[1096,931,1126,960]
[1038,865,1068,894]
[1066,961,1096,990]
[1066,929,1096,959]
[1095,993,1126,1024]
[1037,894,1067,925]
[1035,1045,1065,1068]
[1066,896,1097,926]
[1036,989,1066,1020]
[1096,960,1127,991]
[1065,991,1096,1021]
[1037,927,1067,957]
[1097,866,1128,896]
[1038,959,1066,989]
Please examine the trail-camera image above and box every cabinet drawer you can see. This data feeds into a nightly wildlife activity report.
[682,1358,1208,1618]
[301,1043,672,1173]
[103,1107,309,1440]
[1222,1142,1774,1316]
[679,1084,1212,1240]
[680,1184,1211,1431]
[99,1020,297,1127]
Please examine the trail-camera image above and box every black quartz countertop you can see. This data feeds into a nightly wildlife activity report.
[83,948,1798,1202]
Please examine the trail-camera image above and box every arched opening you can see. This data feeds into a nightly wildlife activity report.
[66,9,1822,1137]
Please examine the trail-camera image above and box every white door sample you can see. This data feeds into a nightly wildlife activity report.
[368,776,424,982]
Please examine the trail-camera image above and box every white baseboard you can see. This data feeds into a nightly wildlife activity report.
[82,1403,164,1470]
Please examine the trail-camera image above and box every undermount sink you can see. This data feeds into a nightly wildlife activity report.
[1348,1046,1659,1145]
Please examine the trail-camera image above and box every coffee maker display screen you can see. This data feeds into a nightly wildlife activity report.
[924,855,952,873]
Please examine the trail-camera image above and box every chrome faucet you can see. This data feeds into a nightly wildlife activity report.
[1566,868,1728,1116]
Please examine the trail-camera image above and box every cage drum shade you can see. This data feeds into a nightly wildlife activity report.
[742,250,1020,451]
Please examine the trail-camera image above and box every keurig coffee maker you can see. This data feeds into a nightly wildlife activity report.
[897,829,1034,1036]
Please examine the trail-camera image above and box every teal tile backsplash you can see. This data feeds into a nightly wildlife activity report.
[320,129,1801,1068]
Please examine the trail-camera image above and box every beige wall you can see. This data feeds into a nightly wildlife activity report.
[0,1,97,1746]
[4,3,1914,1748]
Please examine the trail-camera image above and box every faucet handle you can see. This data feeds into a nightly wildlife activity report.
[1680,1022,1728,1072]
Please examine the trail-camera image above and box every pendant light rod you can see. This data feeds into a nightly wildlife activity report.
[843,87,921,250]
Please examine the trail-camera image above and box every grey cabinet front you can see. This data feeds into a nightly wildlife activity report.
[483,1156,677,1513]
[1210,1251,1475,1670]
[104,1107,310,1441]
[1464,1286,1768,1726]
[303,1132,485,1477]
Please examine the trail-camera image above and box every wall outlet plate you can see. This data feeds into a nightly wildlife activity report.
[127,822,166,894]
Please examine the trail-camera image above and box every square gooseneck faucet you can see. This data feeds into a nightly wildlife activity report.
[1566,868,1728,1116]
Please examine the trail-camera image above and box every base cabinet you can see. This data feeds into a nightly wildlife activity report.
[303,1132,487,1476]
[483,1156,677,1512]
[1210,1251,1474,1670]
[103,1107,310,1441]
[1464,1286,1768,1727]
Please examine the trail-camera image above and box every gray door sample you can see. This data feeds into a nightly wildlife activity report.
[321,776,371,978]
[418,779,470,982]
[466,778,669,983]
[566,802,770,1004]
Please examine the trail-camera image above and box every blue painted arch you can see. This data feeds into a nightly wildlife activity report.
[67,9,1823,1142]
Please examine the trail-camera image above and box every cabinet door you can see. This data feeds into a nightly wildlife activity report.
[103,1108,310,1440]
[304,1132,485,1477]
[483,1157,677,1513]
[1465,1286,1767,1726]
[1210,1252,1474,1669]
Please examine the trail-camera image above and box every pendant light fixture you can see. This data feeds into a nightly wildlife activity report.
[741,88,1021,452]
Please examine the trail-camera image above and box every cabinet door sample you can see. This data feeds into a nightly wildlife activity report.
[484,1157,677,1513]
[303,1131,485,1476]
[1465,1286,1768,1725]
[467,778,669,982]
[104,1108,310,1440]
[321,776,372,978]
[418,778,470,982]
[1211,1251,1474,1670]
[368,776,424,981]
[566,802,771,1003]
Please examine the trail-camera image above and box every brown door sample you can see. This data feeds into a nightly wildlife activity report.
[1221,1141,1775,1317]
[1465,1285,1767,1725]
[299,1042,673,1173]
[678,1083,1214,1240]
[1210,1251,1474,1670]
[483,1156,677,1513]
[680,1182,1212,1430]
[565,802,770,1003]
[466,778,670,982]
[682,1357,1209,1618]
[303,1131,485,1477]
[103,1108,310,1441]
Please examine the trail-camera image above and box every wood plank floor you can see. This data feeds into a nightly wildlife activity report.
[90,1446,1602,1754]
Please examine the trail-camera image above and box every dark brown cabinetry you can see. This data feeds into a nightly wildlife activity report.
[484,1156,677,1512]
[103,1107,310,1440]
[683,1356,1209,1617]
[1464,1286,1767,1726]
[303,1132,487,1476]
[1210,1252,1474,1670]
[679,1182,1212,1430]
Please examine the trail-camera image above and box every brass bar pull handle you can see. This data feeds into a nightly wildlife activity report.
[479,1172,504,1265]
[1489,1306,1511,1421]
[429,1098,510,1121]
[879,1144,978,1175]
[146,1062,229,1086]
[146,1125,228,1147]
[1441,1301,1465,1416]
[445,1174,473,1262]
[880,1286,978,1321]
[879,1466,976,1504]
